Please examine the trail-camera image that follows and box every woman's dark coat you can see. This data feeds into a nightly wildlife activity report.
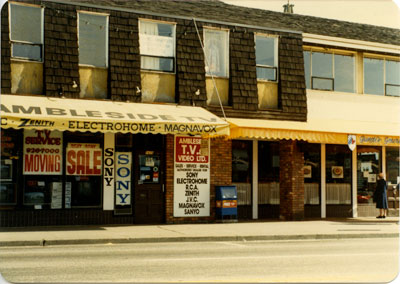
[375,178,388,209]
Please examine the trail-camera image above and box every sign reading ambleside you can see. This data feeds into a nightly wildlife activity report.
[174,135,210,217]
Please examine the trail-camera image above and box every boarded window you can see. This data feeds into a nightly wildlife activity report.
[204,29,229,77]
[78,12,108,67]
[139,20,175,72]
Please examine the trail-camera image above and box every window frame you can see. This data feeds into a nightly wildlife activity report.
[9,2,44,62]
[304,47,356,93]
[363,54,400,97]
[139,18,176,73]
[203,26,230,78]
[77,10,109,68]
[255,33,279,82]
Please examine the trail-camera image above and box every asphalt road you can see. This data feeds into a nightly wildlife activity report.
[0,238,398,283]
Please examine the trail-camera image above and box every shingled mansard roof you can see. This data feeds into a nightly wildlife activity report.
[57,0,400,46]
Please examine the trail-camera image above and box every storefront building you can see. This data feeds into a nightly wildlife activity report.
[228,34,400,219]
[1,0,399,226]
[0,94,230,226]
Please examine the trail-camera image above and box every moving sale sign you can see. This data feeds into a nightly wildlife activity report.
[23,130,63,175]
[174,135,210,217]
[66,143,102,176]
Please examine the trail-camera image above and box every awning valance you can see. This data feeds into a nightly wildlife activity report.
[0,95,229,137]
[228,118,400,146]
[228,91,400,146]
[228,118,348,144]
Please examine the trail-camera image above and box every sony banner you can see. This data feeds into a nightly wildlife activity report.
[103,133,115,210]
[115,152,132,206]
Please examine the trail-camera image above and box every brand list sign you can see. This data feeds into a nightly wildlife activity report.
[173,135,210,217]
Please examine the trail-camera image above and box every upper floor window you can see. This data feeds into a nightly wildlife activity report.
[364,57,400,97]
[304,50,355,93]
[78,12,108,67]
[255,35,278,81]
[204,28,229,77]
[9,3,43,62]
[139,20,175,72]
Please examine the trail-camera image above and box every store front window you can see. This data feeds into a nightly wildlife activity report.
[1,129,22,205]
[258,141,280,205]
[326,145,352,205]
[303,143,321,205]
[22,130,63,208]
[64,132,103,208]
[356,146,381,204]
[232,140,252,209]
[386,147,400,186]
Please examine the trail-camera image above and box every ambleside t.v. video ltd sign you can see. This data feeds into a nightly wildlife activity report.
[173,135,210,217]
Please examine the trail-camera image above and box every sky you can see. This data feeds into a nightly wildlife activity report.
[222,0,400,29]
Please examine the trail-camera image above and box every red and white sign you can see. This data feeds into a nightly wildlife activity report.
[174,135,210,217]
[175,136,209,163]
[23,130,63,175]
[66,143,102,176]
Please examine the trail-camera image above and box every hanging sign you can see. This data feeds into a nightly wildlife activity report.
[23,130,63,175]
[347,134,356,151]
[174,135,210,217]
[115,152,132,206]
[66,143,102,175]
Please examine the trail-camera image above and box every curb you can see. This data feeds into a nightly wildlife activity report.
[1,233,398,247]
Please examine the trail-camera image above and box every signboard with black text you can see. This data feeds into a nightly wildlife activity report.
[173,135,210,217]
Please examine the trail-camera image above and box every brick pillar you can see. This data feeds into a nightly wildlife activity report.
[165,136,231,224]
[279,140,305,220]
[165,134,175,223]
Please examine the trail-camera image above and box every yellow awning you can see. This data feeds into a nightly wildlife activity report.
[228,118,348,144]
[228,91,400,146]
[0,94,229,137]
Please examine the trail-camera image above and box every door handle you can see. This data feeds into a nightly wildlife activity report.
[162,184,165,193]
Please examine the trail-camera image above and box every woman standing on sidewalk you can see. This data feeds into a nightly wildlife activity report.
[375,173,388,218]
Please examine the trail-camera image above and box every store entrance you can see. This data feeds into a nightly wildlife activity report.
[133,135,165,224]
[356,146,381,216]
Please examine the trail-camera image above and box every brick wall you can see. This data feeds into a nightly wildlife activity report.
[108,10,141,102]
[2,0,308,121]
[279,35,307,117]
[176,20,207,106]
[1,3,11,94]
[165,136,232,224]
[279,140,305,220]
[230,28,258,111]
[43,2,80,98]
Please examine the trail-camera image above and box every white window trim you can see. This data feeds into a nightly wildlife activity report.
[77,11,109,68]
[9,2,44,62]
[203,26,230,78]
[139,19,176,74]
[254,33,279,82]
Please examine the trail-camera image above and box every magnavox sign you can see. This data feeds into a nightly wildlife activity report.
[0,95,230,136]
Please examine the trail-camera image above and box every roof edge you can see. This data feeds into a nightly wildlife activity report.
[42,0,302,34]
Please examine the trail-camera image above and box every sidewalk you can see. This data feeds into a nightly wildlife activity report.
[0,217,398,247]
